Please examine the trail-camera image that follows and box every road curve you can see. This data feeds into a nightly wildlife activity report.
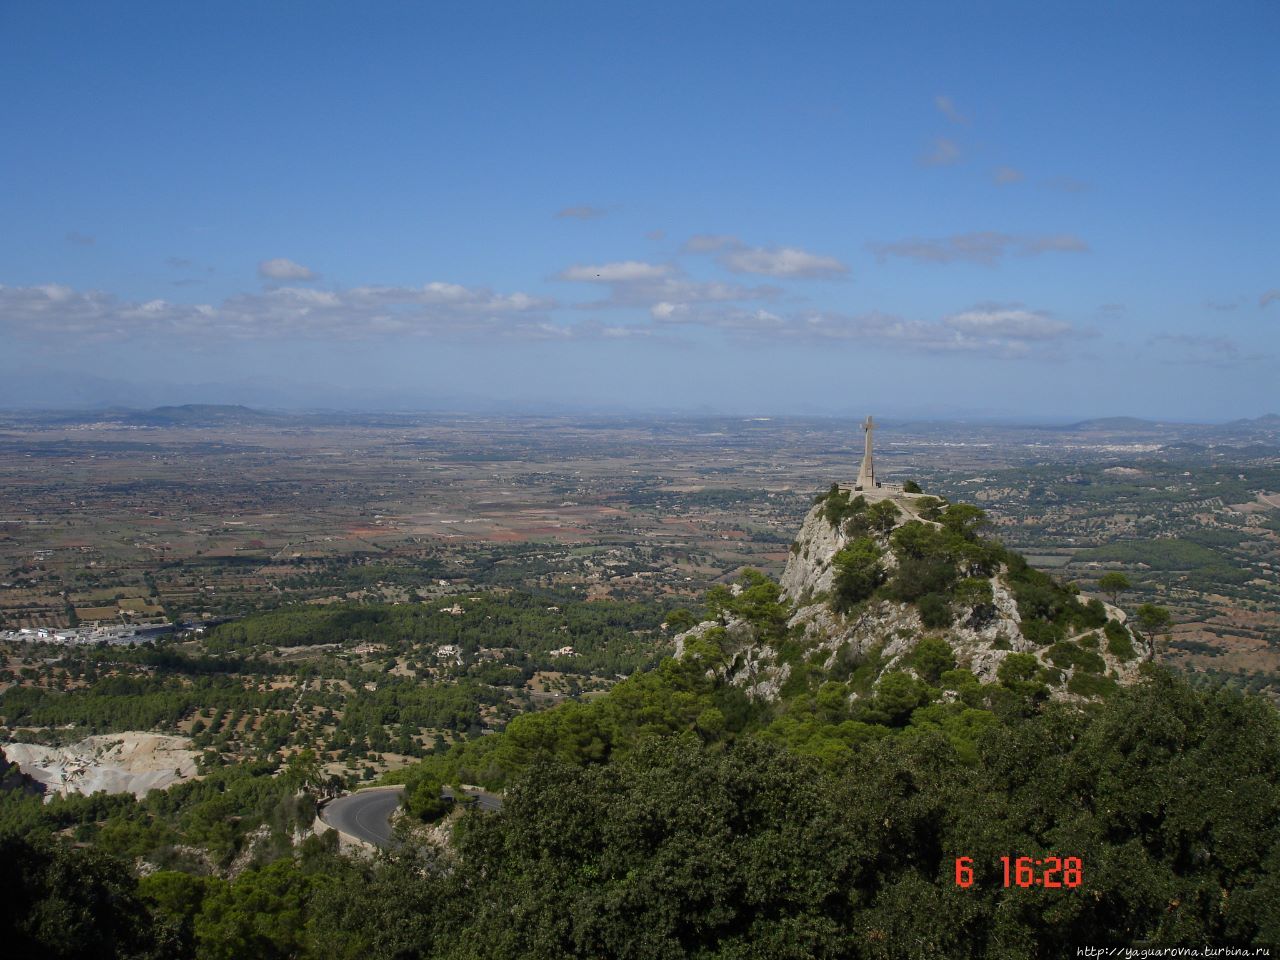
[321,785,405,848]
[321,784,503,848]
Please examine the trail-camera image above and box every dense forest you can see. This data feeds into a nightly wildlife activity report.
[4,670,1279,958]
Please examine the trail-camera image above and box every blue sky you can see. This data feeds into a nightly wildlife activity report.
[1,1,1276,419]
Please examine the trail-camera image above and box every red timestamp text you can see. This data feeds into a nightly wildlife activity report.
[953,856,1083,888]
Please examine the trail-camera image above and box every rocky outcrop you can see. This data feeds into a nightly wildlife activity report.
[0,745,45,797]
[675,486,1152,702]
[2,732,200,798]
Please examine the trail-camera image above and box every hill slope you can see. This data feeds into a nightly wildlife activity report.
[677,485,1151,703]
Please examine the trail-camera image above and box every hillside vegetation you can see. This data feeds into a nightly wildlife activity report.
[3,492,1278,956]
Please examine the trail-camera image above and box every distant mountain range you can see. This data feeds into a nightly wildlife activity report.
[1048,414,1280,438]
[117,404,286,426]
[2,405,1278,438]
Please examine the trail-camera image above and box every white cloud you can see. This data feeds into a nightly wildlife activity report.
[994,166,1024,184]
[258,258,316,281]
[0,281,570,342]
[935,95,968,125]
[641,301,1076,357]
[683,234,738,253]
[681,235,847,278]
[869,232,1089,266]
[65,231,96,246]
[557,261,673,283]
[944,307,1071,340]
[1260,289,1280,309]
[922,137,961,166]
[558,257,779,309]
[719,245,848,279]
[0,275,1076,361]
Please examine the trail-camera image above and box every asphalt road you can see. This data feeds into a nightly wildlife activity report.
[321,784,503,848]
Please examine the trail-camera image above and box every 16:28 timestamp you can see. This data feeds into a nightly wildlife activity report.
[954,856,1083,889]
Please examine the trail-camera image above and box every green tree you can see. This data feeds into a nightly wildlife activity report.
[866,499,900,534]
[1136,603,1173,656]
[0,835,176,959]
[917,592,953,629]
[910,636,955,684]
[831,539,885,612]
[664,608,696,632]
[1097,571,1132,605]
[193,860,312,960]
[404,775,452,822]
[873,671,931,725]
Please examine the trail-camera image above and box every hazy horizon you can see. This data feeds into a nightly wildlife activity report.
[1,394,1275,427]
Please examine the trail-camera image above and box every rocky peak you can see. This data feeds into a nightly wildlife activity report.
[677,483,1153,704]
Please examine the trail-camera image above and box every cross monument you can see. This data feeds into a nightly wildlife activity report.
[855,415,877,490]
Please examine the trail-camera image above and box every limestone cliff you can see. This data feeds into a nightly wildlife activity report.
[675,485,1152,703]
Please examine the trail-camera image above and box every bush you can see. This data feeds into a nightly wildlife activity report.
[997,653,1040,684]
[866,500,900,533]
[404,775,452,822]
[952,577,995,626]
[903,480,922,494]
[1019,618,1063,646]
[822,489,867,527]
[917,593,953,629]
[1046,641,1106,674]
[1104,619,1137,660]
[831,539,885,613]
[910,636,955,683]
[1080,598,1108,629]
[665,609,696,632]
[1067,671,1119,698]
[915,496,945,521]
[872,672,930,725]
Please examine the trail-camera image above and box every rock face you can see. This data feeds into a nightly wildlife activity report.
[0,745,45,797]
[3,732,200,798]
[676,486,1152,701]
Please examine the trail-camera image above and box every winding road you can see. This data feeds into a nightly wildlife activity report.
[321,784,503,848]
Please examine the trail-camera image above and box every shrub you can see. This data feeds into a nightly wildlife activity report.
[1104,619,1136,660]
[404,775,452,822]
[872,671,930,725]
[831,539,885,612]
[915,496,945,521]
[910,636,955,683]
[866,500,900,534]
[952,577,995,626]
[1067,671,1119,698]
[1046,641,1106,674]
[997,653,1040,684]
[822,490,867,527]
[1019,619,1063,646]
[1080,598,1108,629]
[917,593,953,629]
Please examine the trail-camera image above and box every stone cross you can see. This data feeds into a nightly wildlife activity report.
[855,415,876,490]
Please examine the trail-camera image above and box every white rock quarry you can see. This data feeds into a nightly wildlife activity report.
[675,487,1152,701]
[3,732,200,799]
